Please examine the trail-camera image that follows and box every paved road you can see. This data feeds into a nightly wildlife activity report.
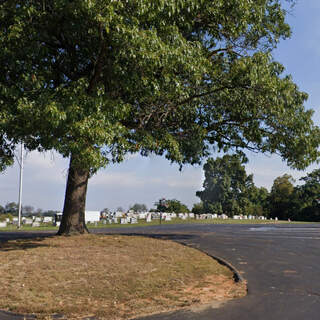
[1,224,320,319]
[102,224,320,320]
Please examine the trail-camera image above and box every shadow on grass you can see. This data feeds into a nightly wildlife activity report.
[0,235,54,252]
[0,229,197,252]
[107,232,199,243]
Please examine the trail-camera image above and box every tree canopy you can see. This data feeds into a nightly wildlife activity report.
[268,174,295,219]
[130,203,148,213]
[1,0,319,233]
[290,170,320,221]
[265,170,320,222]
[192,202,205,215]
[1,0,319,169]
[247,185,269,216]
[196,154,257,216]
[155,198,189,213]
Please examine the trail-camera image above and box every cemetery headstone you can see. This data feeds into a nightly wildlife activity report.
[32,222,41,227]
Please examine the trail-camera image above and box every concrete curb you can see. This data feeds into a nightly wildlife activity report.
[179,241,245,284]
[205,252,245,283]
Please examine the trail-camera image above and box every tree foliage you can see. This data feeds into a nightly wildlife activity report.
[1,0,319,233]
[196,154,259,216]
[290,169,320,221]
[116,206,124,213]
[130,203,148,213]
[155,198,189,213]
[1,0,319,169]
[247,186,269,216]
[23,205,35,215]
[4,202,18,215]
[265,170,320,222]
[0,213,13,222]
[268,174,295,219]
[297,169,320,207]
[192,202,205,215]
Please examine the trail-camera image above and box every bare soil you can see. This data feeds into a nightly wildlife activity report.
[0,235,246,319]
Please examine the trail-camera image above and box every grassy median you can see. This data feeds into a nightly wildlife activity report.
[0,235,246,319]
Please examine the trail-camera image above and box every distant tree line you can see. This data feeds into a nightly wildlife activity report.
[268,170,320,222]
[4,156,320,222]
[154,198,189,213]
[101,200,190,214]
[196,155,268,217]
[195,155,320,221]
[0,202,57,217]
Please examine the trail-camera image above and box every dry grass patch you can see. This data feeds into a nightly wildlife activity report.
[0,235,246,319]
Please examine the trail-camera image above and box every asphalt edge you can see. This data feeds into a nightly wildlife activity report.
[0,310,36,320]
[0,310,93,320]
[133,243,247,320]
[179,242,245,284]
[205,252,245,283]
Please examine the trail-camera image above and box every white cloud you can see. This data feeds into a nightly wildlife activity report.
[2,148,318,212]
[165,171,203,189]
[90,171,146,188]
[124,153,139,161]
[24,151,56,169]
[90,165,203,190]
[24,151,69,184]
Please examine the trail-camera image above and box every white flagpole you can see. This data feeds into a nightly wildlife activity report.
[17,143,24,229]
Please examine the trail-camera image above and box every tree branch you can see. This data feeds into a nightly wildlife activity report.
[87,24,107,94]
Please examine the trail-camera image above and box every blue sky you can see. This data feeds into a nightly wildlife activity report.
[1,1,320,212]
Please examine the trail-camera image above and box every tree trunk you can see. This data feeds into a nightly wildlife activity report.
[57,154,90,235]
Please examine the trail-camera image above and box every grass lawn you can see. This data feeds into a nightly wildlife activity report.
[0,235,246,319]
[92,218,310,229]
[0,218,310,233]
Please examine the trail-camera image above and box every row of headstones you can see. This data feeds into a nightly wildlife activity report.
[101,211,273,225]
[101,212,195,224]
[232,215,274,220]
[101,212,198,225]
[0,213,279,228]
[101,217,139,224]
[0,216,53,228]
[196,214,278,221]
[105,212,195,220]
[0,221,42,228]
[234,215,278,221]
[196,213,229,219]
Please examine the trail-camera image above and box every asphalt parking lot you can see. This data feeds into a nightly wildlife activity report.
[1,223,320,319]
[102,223,320,320]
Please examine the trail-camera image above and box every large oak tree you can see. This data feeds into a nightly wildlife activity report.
[1,0,319,234]
[196,154,255,216]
